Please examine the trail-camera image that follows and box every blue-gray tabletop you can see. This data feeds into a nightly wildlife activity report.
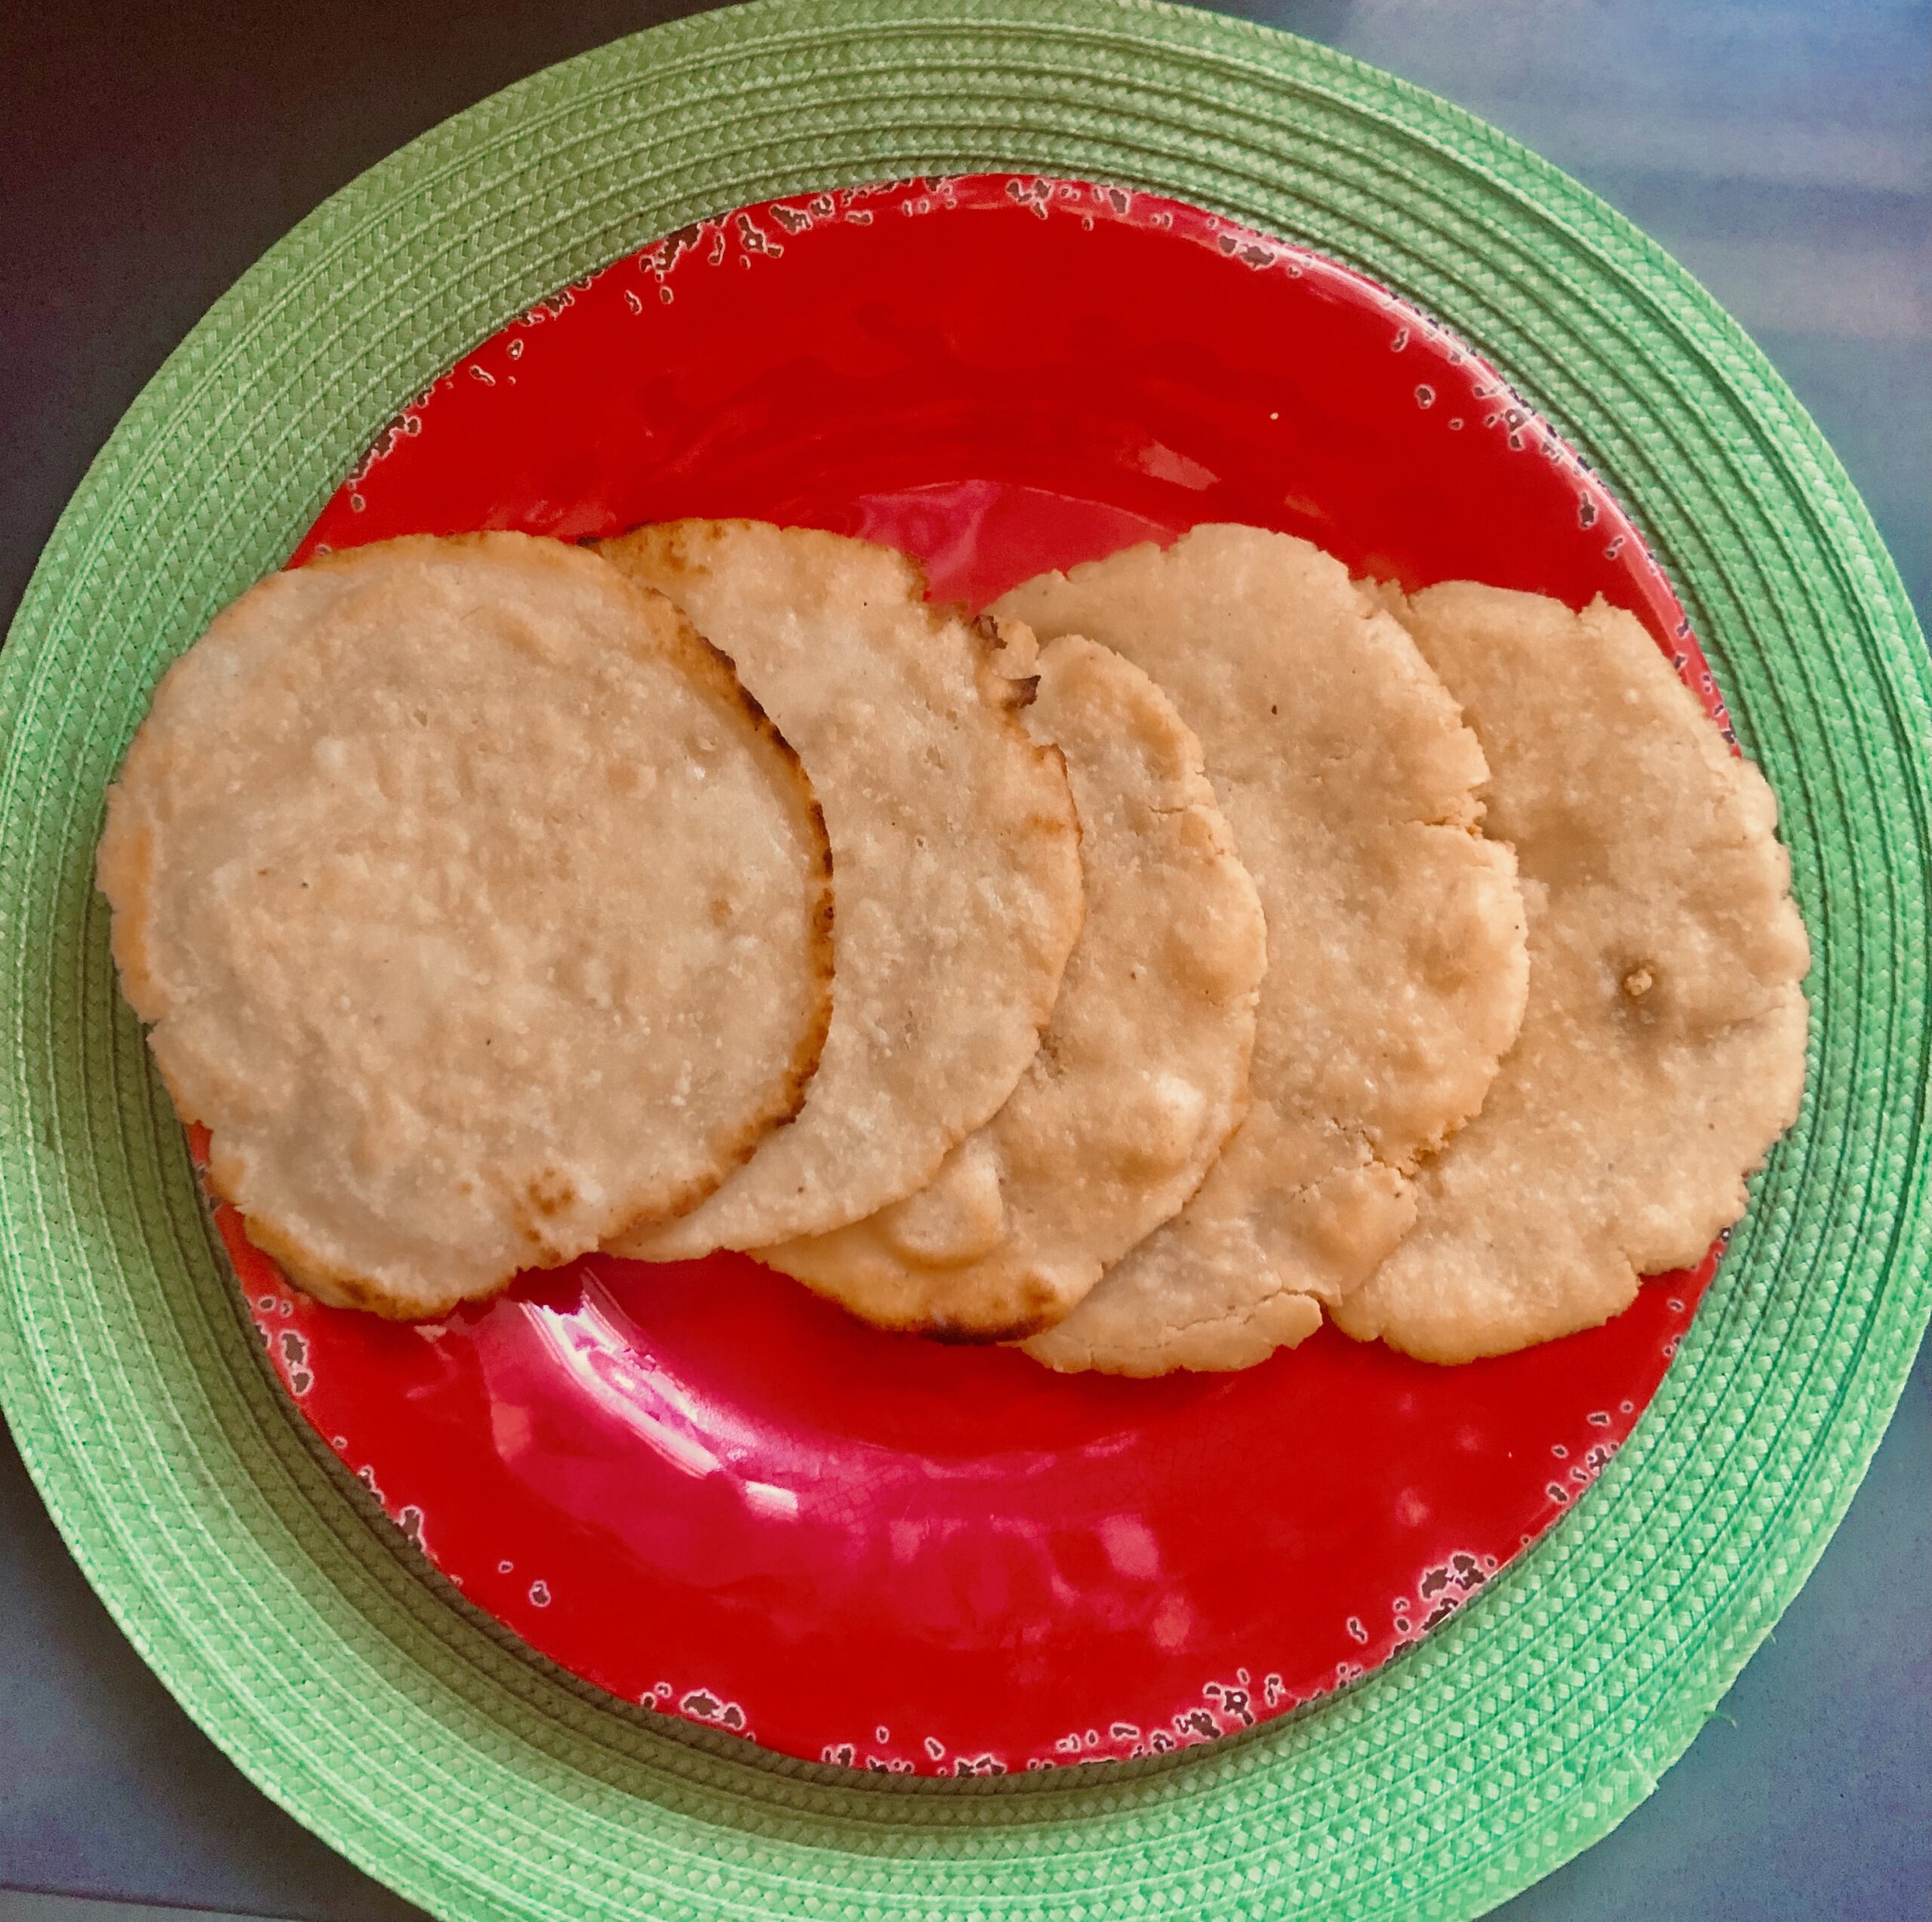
[1,3,1926,1918]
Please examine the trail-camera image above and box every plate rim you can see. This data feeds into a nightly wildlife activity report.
[2,2,1927,1919]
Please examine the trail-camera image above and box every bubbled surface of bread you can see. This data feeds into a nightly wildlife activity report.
[1334,583,1811,1362]
[97,533,834,1318]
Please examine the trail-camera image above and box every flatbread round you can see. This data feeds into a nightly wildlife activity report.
[760,629,1267,1340]
[996,524,1529,1375]
[97,532,834,1319]
[598,521,1085,1259]
[1332,584,1811,1363]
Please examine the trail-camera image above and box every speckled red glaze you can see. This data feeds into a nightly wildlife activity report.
[226,175,1727,1775]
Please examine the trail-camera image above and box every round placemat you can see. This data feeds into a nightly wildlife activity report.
[1,2,1925,1917]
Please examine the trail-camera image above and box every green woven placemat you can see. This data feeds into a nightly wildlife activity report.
[2,2,1926,1917]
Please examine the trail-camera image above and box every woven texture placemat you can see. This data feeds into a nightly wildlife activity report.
[2,3,1927,1917]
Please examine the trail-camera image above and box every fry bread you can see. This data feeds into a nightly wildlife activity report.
[98,533,835,1317]
[1334,583,1810,1362]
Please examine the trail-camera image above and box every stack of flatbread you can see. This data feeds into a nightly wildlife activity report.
[99,519,1810,1368]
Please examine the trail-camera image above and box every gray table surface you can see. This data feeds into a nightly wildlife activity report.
[2,2,1927,1917]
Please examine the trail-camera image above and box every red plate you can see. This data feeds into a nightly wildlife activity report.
[226,175,1725,1775]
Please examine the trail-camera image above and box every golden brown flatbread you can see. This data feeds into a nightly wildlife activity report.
[1333,583,1810,1361]
[97,532,834,1318]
